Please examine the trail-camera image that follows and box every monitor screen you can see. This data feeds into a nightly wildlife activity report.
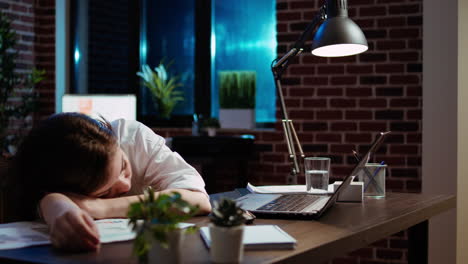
[62,94,137,121]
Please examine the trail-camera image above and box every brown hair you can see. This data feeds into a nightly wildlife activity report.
[11,112,118,220]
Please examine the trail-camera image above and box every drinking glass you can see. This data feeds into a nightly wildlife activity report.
[304,157,330,193]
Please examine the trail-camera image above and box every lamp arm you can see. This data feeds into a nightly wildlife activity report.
[272,4,326,71]
[271,4,326,184]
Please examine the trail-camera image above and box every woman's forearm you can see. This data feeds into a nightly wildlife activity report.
[40,193,82,225]
[98,189,212,219]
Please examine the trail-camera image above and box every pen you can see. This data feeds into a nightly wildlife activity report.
[364,161,385,192]
[352,150,383,194]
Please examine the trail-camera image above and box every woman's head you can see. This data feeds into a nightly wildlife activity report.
[15,112,121,197]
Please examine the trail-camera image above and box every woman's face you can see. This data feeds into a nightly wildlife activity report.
[90,147,133,198]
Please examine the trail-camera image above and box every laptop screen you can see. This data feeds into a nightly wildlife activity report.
[318,131,390,216]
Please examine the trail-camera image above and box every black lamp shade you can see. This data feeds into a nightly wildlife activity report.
[311,16,368,57]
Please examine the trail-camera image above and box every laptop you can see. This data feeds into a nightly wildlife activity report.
[237,131,391,219]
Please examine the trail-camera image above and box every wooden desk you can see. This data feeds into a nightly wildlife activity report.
[0,192,455,264]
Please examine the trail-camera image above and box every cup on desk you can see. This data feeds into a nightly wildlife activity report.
[304,157,330,193]
[357,163,387,198]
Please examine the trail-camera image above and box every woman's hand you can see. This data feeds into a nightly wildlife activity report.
[49,207,100,252]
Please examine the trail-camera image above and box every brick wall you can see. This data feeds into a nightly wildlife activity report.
[0,0,56,123]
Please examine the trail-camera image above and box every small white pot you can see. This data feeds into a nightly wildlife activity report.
[219,108,255,129]
[206,127,217,137]
[148,229,184,264]
[209,224,244,263]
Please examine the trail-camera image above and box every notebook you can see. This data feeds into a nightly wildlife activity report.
[200,225,296,250]
[237,131,390,219]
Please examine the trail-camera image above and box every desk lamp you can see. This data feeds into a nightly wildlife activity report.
[272,0,368,184]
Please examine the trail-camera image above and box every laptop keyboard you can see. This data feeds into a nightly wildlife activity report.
[257,194,320,212]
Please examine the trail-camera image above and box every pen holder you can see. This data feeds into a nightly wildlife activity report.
[357,163,387,198]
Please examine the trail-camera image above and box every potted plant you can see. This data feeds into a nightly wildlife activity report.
[209,198,247,263]
[128,187,199,264]
[137,60,184,119]
[0,11,45,156]
[218,71,256,129]
[202,117,220,137]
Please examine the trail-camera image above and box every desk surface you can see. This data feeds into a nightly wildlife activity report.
[0,192,455,264]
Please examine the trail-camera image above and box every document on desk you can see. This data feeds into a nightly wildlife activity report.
[0,219,195,250]
[200,225,297,250]
[247,182,333,194]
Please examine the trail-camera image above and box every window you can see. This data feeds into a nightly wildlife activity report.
[70,0,277,127]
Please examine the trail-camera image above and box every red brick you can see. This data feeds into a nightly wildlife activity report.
[390,75,420,85]
[390,52,419,61]
[289,110,314,119]
[346,88,372,97]
[376,63,405,73]
[359,99,387,108]
[377,40,406,50]
[318,65,345,75]
[302,55,328,64]
[316,134,342,143]
[349,247,374,258]
[390,145,419,154]
[262,153,286,163]
[359,122,388,132]
[331,76,358,85]
[331,122,358,131]
[359,6,387,16]
[386,179,404,190]
[331,144,355,153]
[389,4,421,15]
[390,28,419,38]
[406,133,422,143]
[408,39,422,49]
[349,0,375,5]
[377,17,406,27]
[277,12,301,21]
[290,1,315,9]
[390,98,420,107]
[303,77,329,85]
[406,86,422,96]
[289,65,315,75]
[317,110,343,120]
[302,98,327,108]
[277,23,287,32]
[347,65,373,74]
[317,88,343,96]
[289,87,314,96]
[330,99,356,108]
[345,133,372,143]
[330,56,357,63]
[346,111,372,120]
[354,18,375,29]
[284,98,302,107]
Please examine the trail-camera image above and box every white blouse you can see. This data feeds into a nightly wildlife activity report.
[110,119,207,196]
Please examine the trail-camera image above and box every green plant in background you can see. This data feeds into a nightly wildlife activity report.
[219,71,256,109]
[127,187,199,262]
[0,11,45,155]
[210,198,247,227]
[137,60,184,119]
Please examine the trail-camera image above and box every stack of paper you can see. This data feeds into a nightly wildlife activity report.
[247,183,333,194]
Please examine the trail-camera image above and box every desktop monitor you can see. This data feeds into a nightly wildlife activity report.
[62,94,137,121]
